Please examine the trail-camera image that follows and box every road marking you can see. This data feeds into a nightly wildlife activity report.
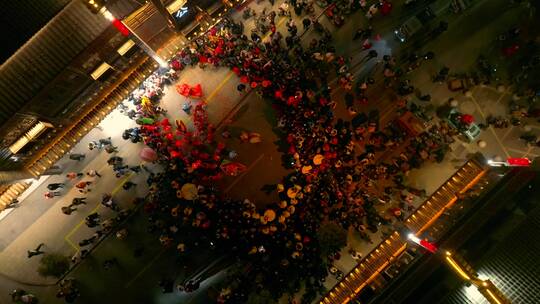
[488,126,511,158]
[64,172,135,253]
[125,248,166,288]
[225,153,265,193]
[523,146,533,158]
[469,94,510,158]
[500,126,514,141]
[507,147,538,158]
[207,72,235,102]
[494,91,507,104]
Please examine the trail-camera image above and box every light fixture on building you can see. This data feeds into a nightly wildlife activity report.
[90,62,112,80]
[117,39,136,56]
[9,121,53,154]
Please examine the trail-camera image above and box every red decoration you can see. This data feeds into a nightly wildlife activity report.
[176,84,191,97]
[460,114,474,125]
[190,84,203,98]
[112,19,130,37]
[506,157,531,167]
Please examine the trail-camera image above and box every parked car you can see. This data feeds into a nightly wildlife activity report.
[395,0,452,42]
[394,16,423,42]
[446,108,481,142]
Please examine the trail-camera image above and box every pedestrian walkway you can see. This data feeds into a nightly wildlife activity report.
[0,106,154,288]
[321,159,488,304]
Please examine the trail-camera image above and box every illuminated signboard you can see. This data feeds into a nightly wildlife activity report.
[175,6,188,18]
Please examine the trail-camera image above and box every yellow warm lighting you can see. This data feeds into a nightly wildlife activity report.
[117,39,135,55]
[102,9,114,21]
[486,289,503,304]
[9,137,29,154]
[445,256,471,281]
[166,0,187,13]
[90,62,112,80]
[8,122,53,154]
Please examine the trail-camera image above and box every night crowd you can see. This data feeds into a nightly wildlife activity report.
[112,2,458,302]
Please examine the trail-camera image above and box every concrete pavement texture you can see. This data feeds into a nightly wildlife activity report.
[0,0,538,303]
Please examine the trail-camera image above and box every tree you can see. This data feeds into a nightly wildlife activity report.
[316,222,348,255]
[246,289,273,304]
[38,253,70,278]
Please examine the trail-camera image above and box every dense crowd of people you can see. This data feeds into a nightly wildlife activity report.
[109,2,459,302]
[10,0,538,303]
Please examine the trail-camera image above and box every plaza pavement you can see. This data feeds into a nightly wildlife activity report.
[0,0,537,303]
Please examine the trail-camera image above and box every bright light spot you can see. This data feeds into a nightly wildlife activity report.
[462,284,485,302]
[102,10,114,21]
[153,56,168,68]
[407,233,420,243]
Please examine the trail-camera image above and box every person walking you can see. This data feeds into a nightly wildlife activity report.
[5,198,19,209]
[237,83,246,93]
[75,181,92,194]
[86,170,102,178]
[62,206,77,215]
[66,172,84,180]
[98,137,112,146]
[129,166,142,174]
[105,145,119,154]
[47,183,65,191]
[302,17,311,30]
[71,197,87,206]
[27,243,45,258]
[44,191,61,199]
[69,153,85,161]
[123,181,137,190]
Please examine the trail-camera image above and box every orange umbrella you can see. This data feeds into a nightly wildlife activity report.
[313,154,324,165]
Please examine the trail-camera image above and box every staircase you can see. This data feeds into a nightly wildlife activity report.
[0,182,31,211]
